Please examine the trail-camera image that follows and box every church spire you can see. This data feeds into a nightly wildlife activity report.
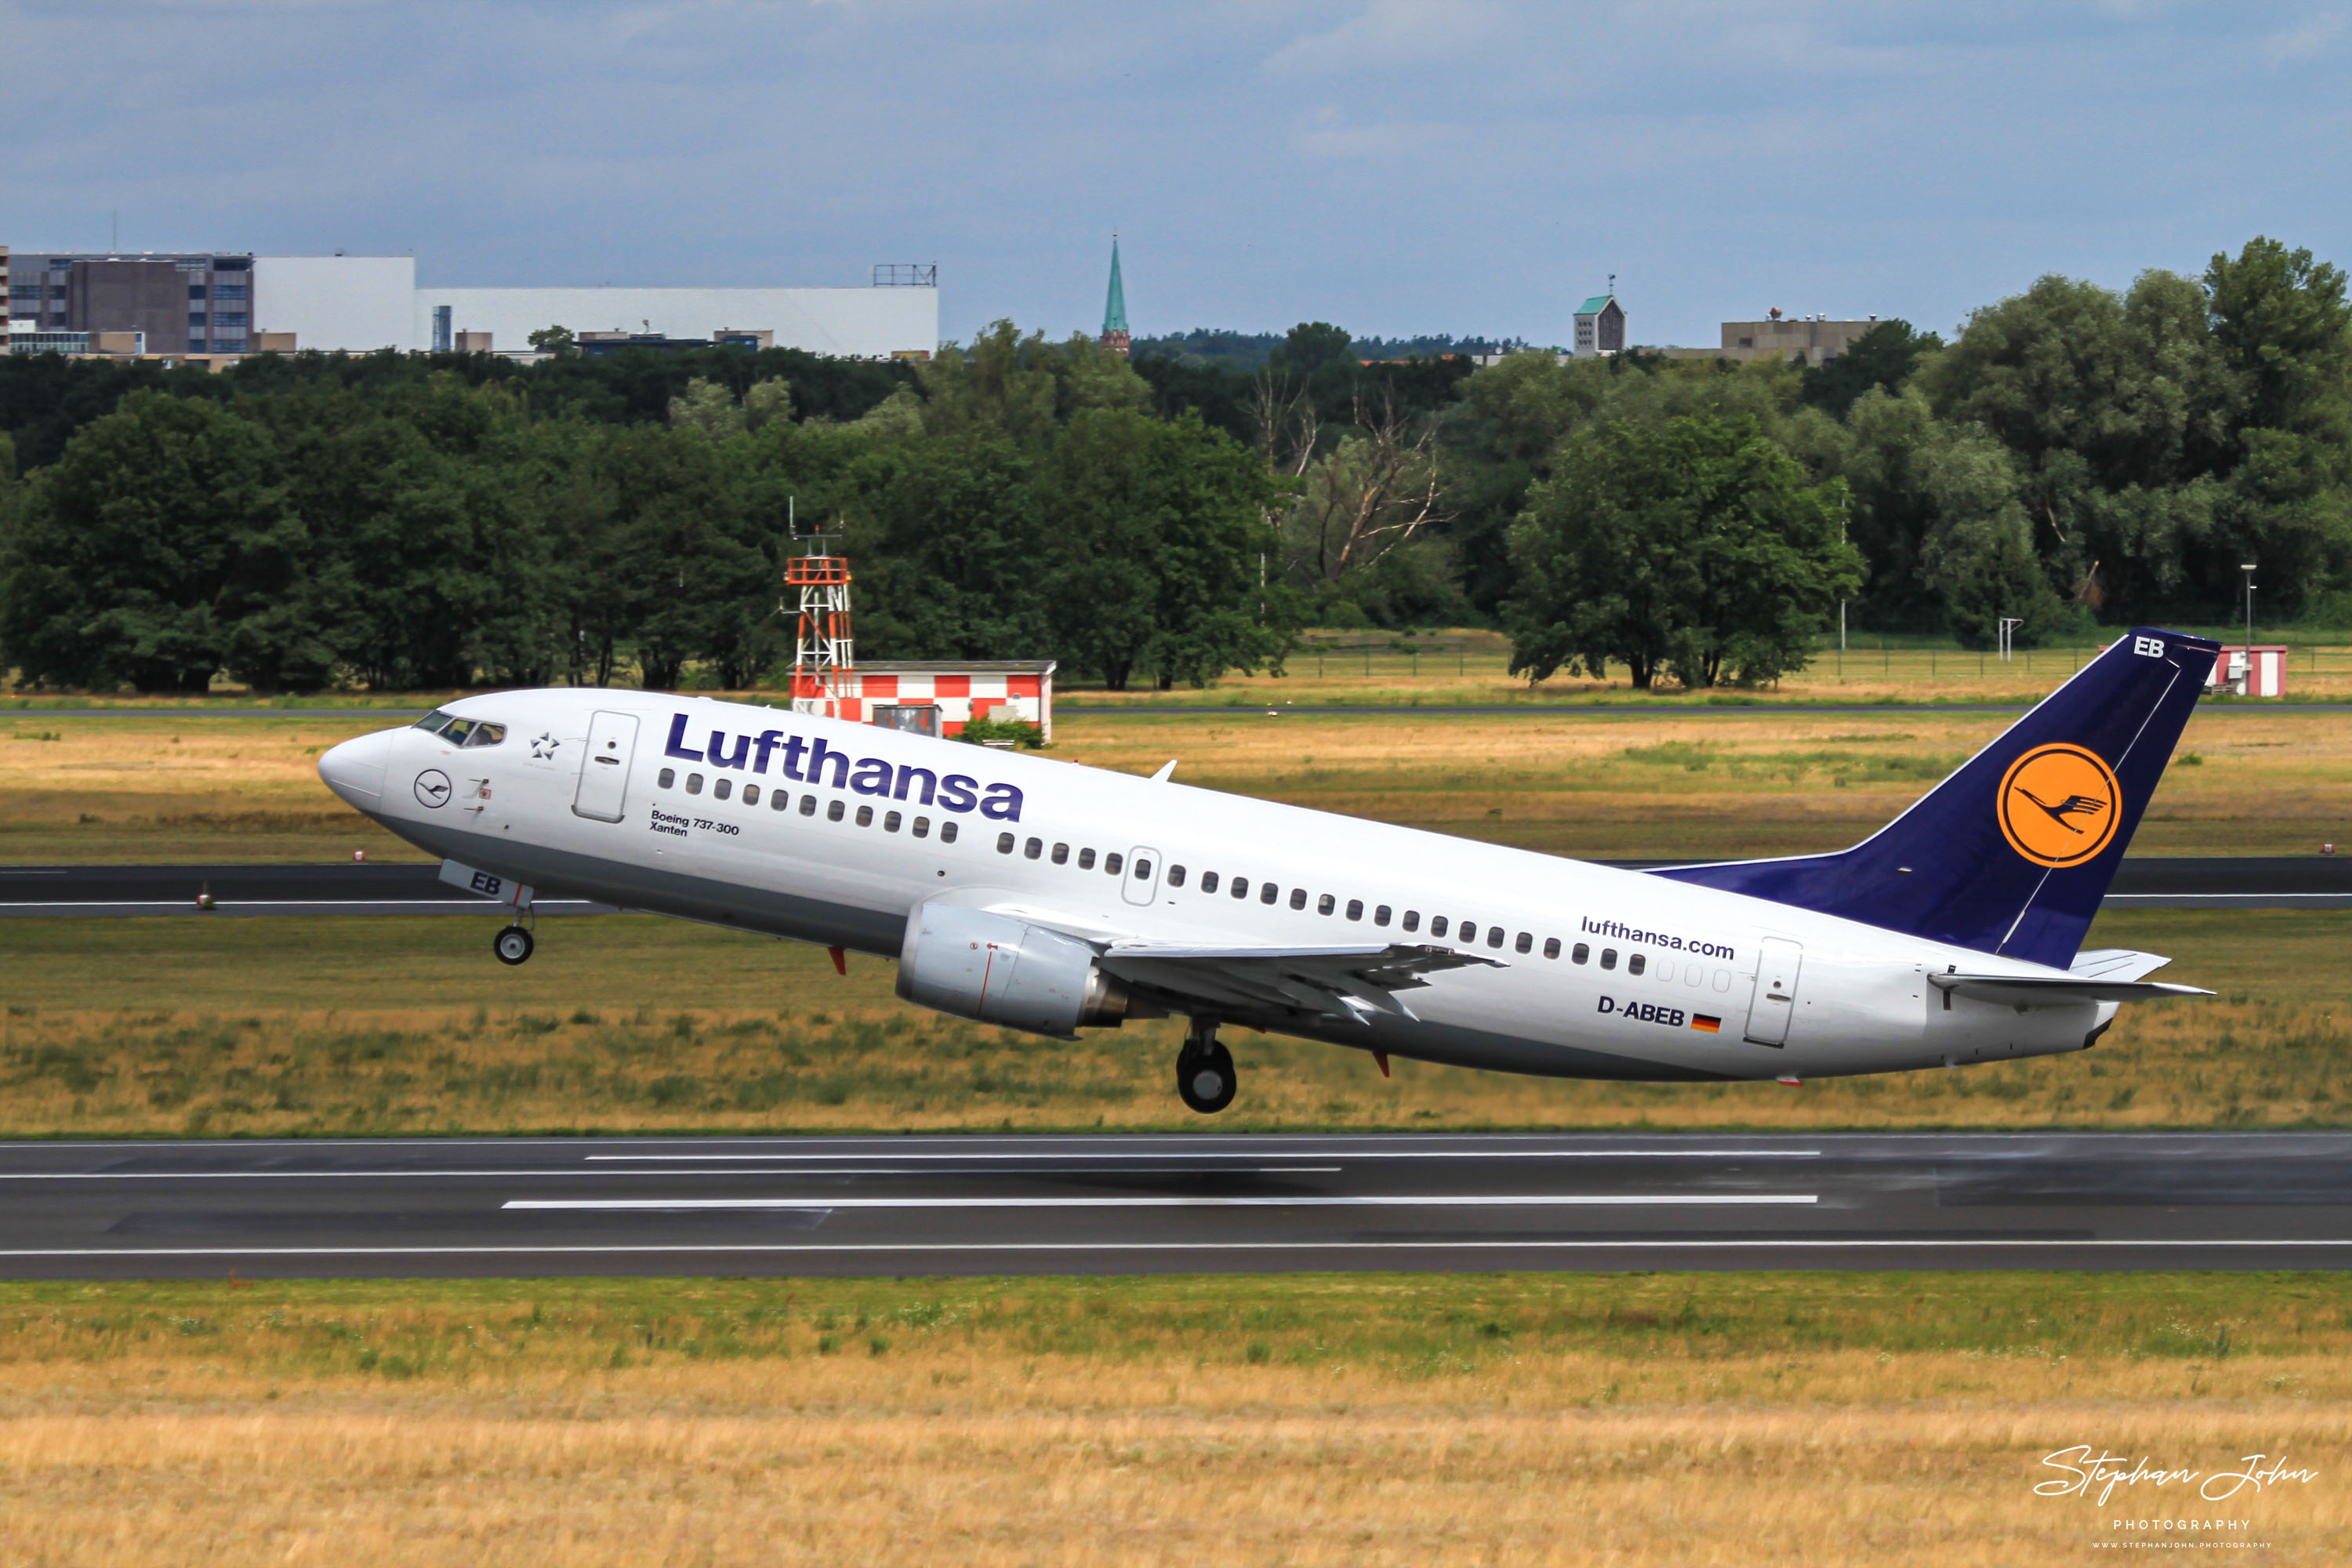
[1099,234,1130,357]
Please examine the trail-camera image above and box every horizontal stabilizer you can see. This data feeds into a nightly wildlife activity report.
[1929,973,2210,1007]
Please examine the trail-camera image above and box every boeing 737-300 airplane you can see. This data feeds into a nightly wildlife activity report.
[317,628,2220,1112]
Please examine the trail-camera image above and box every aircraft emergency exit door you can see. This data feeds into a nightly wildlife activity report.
[1744,938,1803,1047]
[572,711,640,822]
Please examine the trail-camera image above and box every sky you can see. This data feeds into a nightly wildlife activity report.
[3,2,2347,349]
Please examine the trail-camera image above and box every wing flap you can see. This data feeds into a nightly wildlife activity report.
[1096,942,1504,1024]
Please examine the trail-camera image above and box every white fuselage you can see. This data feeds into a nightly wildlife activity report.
[320,689,2113,1084]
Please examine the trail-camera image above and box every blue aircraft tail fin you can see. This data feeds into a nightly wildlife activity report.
[1651,629,2220,968]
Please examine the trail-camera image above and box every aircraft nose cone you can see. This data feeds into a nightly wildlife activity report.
[318,729,395,808]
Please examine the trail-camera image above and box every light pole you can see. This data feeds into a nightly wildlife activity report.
[2240,563,2257,655]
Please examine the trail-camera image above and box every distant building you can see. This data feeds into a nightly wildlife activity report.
[8,250,259,354]
[6,245,941,361]
[1099,236,1130,357]
[1657,311,1885,367]
[1572,294,1624,358]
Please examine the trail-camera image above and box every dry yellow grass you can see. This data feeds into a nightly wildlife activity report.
[6,700,2347,862]
[0,909,2341,1134]
[0,1273,2344,1564]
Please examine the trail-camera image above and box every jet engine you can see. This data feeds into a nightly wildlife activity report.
[897,902,1137,1037]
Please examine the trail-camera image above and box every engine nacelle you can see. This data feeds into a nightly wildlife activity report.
[897,902,1134,1037]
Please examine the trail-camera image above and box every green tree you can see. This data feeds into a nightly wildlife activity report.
[1504,416,1860,689]
[1040,408,1290,690]
[527,325,575,355]
[0,392,307,691]
[1800,320,1942,419]
[1269,321,1356,376]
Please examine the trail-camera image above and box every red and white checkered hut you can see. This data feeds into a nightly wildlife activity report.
[795,661,1057,742]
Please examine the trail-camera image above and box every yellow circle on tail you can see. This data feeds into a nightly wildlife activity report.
[1997,743,2122,869]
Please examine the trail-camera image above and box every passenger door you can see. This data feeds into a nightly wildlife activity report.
[572,711,640,822]
[1121,845,1163,906]
[1743,938,1803,1047]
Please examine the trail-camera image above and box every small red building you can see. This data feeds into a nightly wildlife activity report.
[2210,646,2288,697]
[794,661,1057,741]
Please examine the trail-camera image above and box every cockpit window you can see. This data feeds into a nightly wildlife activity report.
[438,718,475,745]
[461,723,507,748]
[412,710,453,731]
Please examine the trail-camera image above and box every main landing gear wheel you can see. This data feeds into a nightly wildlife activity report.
[493,925,535,966]
[1177,1022,1236,1115]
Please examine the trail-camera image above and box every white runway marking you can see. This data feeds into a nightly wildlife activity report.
[583,1149,1822,1162]
[503,1193,1819,1211]
[0,1167,1342,1181]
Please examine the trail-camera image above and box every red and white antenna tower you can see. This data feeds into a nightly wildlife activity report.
[786,507,853,718]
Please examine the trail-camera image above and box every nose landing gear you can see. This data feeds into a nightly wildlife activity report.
[493,924,535,966]
[1176,1017,1236,1114]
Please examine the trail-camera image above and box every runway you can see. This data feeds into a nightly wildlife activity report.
[1,1131,2348,1279]
[26,702,2352,720]
[3,856,2346,916]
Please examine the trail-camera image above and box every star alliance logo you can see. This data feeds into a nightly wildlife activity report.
[529,732,561,760]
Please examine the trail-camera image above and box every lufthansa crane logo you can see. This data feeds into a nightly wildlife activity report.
[1997,744,2122,868]
[413,768,453,809]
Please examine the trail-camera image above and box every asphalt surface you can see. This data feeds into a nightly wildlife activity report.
[2,857,2345,917]
[2,1131,2350,1279]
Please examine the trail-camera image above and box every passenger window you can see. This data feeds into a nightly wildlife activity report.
[827,800,844,822]
[855,805,873,827]
[1403,911,1421,932]
[941,822,959,844]
[1543,938,1560,960]
[659,768,676,789]
[742,784,760,806]
[1232,878,1249,899]
[713,778,732,801]
[1572,942,1589,964]
[1345,899,1363,921]
[1657,959,1674,982]
[687,774,704,796]
[1429,916,1448,937]
[1316,894,1334,916]
[1167,866,1185,887]
[440,718,475,745]
[1373,905,1389,926]
[771,789,789,811]
[1600,948,1618,971]
[462,723,506,748]
[1460,924,1477,945]
[1105,853,1124,877]
[1200,871,1219,893]
[1288,887,1306,910]
[1078,848,1096,870]
[1024,837,1042,859]
[1628,952,1646,975]
[1260,884,1278,905]
[996,832,1015,854]
[1515,931,1531,953]
[1052,844,1069,866]
[1134,858,1152,880]
[799,795,816,815]
[1487,927,1505,950]
[884,811,902,833]
[913,817,930,838]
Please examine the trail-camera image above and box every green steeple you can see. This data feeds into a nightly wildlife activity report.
[1102,235,1128,339]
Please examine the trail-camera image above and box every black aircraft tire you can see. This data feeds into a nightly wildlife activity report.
[493,926,535,967]
[1176,1040,1236,1115]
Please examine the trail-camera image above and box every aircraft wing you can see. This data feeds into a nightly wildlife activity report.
[1094,941,1504,1024]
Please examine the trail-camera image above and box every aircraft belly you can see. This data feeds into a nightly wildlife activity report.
[366,811,908,956]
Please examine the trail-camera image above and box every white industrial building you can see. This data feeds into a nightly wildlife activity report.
[241,255,938,359]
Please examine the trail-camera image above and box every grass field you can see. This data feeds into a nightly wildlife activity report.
[0,907,2342,1135]
[5,699,2347,863]
[0,1272,2341,1564]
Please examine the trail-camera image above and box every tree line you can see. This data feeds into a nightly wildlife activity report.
[0,236,2344,694]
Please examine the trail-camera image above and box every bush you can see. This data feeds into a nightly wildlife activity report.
[958,714,1046,749]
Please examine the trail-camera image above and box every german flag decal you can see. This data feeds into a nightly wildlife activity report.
[1692,1014,1722,1033]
